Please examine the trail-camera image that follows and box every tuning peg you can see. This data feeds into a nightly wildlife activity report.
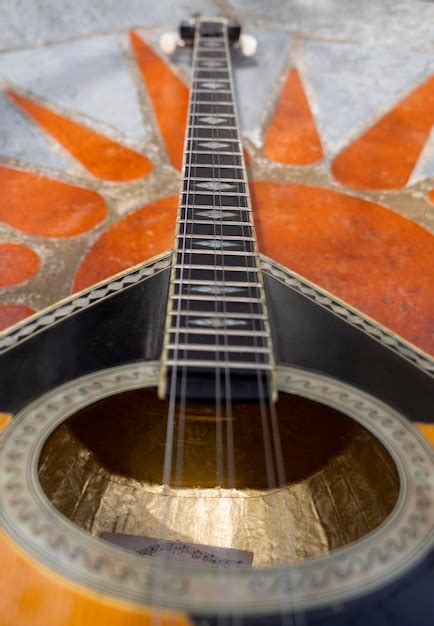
[239,34,258,57]
[159,32,182,55]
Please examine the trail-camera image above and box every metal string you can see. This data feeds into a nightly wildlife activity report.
[158,21,299,626]
[150,30,203,626]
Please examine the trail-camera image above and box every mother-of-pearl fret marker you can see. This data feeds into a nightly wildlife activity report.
[199,142,231,150]
[200,82,225,89]
[193,240,241,249]
[189,318,248,328]
[197,181,234,191]
[196,210,238,219]
[200,60,223,67]
[191,285,244,295]
[198,116,227,124]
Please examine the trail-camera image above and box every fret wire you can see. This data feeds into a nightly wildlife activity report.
[188,124,238,130]
[171,295,262,303]
[177,247,257,257]
[173,279,261,287]
[169,310,266,319]
[174,264,260,271]
[167,343,271,353]
[179,220,252,226]
[189,113,236,118]
[168,328,268,337]
[184,192,249,197]
[165,360,273,371]
[185,163,244,169]
[180,205,251,211]
[186,176,246,183]
[192,88,232,93]
[178,233,254,241]
[187,150,242,156]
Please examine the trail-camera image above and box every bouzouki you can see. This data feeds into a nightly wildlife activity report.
[0,17,433,626]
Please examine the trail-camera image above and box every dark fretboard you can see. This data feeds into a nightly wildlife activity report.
[159,19,275,402]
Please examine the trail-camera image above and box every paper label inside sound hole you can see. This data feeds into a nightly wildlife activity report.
[101,533,253,567]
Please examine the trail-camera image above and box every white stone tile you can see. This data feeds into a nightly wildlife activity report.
[0,0,219,51]
[229,0,434,50]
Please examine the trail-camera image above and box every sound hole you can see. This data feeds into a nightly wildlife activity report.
[38,387,399,566]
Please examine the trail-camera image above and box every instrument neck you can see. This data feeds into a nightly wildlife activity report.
[159,19,276,403]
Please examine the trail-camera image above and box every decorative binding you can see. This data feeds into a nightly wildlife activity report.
[159,19,276,402]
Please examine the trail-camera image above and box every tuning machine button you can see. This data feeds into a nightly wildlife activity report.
[239,34,258,57]
[159,32,182,55]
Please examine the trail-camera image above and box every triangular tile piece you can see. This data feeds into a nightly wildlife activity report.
[332,75,434,189]
[263,67,323,165]
[8,91,152,182]
[130,31,188,171]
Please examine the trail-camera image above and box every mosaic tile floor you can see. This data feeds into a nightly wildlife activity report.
[0,2,433,390]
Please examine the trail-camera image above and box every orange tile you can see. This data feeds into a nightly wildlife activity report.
[332,75,434,190]
[428,189,434,204]
[0,243,40,287]
[251,181,434,355]
[8,91,152,182]
[263,67,323,165]
[0,167,106,237]
[0,304,35,331]
[130,32,189,171]
[0,413,12,432]
[73,196,178,291]
[416,423,434,446]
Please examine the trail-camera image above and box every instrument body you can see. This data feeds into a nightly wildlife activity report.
[0,253,433,420]
[0,253,433,626]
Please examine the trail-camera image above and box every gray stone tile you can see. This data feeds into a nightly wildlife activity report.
[228,0,434,49]
[300,40,434,157]
[0,92,72,169]
[0,33,147,143]
[0,0,219,52]
[232,30,293,145]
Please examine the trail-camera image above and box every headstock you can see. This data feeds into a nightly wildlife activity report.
[159,18,257,57]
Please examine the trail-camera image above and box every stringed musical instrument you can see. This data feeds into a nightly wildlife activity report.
[0,17,433,626]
